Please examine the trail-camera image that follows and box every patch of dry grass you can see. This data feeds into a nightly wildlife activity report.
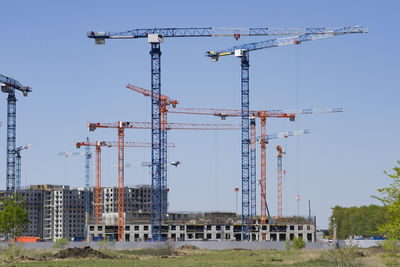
[0,244,394,266]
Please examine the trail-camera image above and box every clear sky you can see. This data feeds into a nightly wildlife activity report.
[1,0,399,228]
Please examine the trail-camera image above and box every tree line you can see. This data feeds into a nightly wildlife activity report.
[329,204,387,239]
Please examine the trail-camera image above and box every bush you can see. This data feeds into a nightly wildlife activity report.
[381,238,400,266]
[292,236,306,249]
[320,241,360,266]
[53,238,69,249]
[285,236,306,250]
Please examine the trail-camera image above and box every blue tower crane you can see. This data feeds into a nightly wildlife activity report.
[206,25,367,240]
[15,144,31,190]
[0,74,31,193]
[59,137,92,240]
[87,25,360,241]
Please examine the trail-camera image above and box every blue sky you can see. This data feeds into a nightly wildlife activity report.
[1,0,399,228]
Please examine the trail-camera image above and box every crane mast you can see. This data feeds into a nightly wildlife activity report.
[250,118,256,224]
[84,137,91,240]
[14,144,31,190]
[276,145,286,218]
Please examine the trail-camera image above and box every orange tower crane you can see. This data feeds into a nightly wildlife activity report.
[276,145,286,218]
[88,121,241,241]
[126,84,178,218]
[75,141,175,224]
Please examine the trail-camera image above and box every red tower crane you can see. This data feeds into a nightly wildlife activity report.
[276,145,286,218]
[88,121,241,241]
[75,141,175,224]
[126,84,179,220]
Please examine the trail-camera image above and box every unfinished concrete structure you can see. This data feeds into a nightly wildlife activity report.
[100,185,152,214]
[88,212,316,242]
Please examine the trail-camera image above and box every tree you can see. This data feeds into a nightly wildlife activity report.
[373,162,400,239]
[0,193,30,240]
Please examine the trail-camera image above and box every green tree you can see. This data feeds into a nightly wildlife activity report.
[0,193,30,240]
[373,162,400,239]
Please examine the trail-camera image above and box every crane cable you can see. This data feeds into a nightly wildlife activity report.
[295,46,301,217]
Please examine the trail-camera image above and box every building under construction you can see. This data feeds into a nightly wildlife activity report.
[88,212,316,242]
[1,184,316,242]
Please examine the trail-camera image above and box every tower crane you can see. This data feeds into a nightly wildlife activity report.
[15,144,31,190]
[58,137,92,240]
[87,26,347,241]
[276,145,286,218]
[88,121,241,241]
[0,74,31,193]
[75,140,175,224]
[260,129,310,240]
[127,84,178,221]
[206,25,367,240]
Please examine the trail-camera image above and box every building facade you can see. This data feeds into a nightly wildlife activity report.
[88,221,316,242]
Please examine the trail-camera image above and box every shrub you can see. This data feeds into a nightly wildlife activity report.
[320,241,360,266]
[381,238,400,266]
[292,236,306,249]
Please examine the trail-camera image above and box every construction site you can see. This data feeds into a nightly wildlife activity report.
[0,21,368,244]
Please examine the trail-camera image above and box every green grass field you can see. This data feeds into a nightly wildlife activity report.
[0,245,393,266]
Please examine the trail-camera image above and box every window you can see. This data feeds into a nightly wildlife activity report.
[216,225,221,231]
[225,225,230,230]
[89,226,94,231]
[298,225,303,231]
[216,233,221,239]
[97,226,102,231]
[171,225,176,231]
[180,225,185,231]
[134,225,139,231]
[290,225,295,231]
[207,233,212,239]
[206,225,211,231]
[144,225,149,231]
[125,225,130,231]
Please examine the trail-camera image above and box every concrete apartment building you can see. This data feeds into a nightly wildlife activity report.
[0,184,153,240]
[43,186,87,240]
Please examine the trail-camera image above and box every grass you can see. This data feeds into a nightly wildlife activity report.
[0,245,392,266]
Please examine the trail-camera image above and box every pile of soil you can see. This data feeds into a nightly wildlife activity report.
[178,245,199,250]
[55,246,114,259]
